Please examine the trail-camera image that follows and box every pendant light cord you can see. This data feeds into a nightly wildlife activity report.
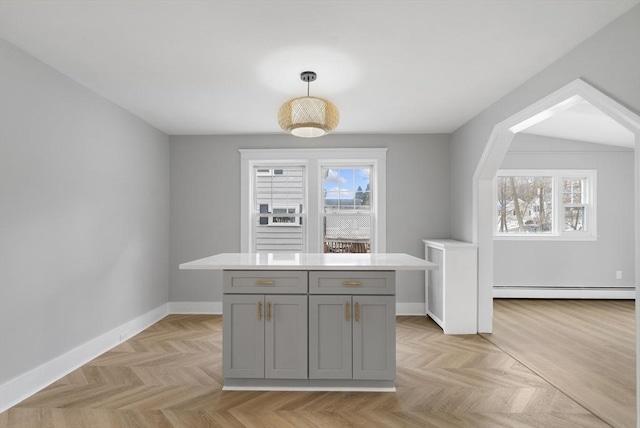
[307,80,310,97]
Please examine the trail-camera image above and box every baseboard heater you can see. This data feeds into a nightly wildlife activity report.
[493,286,635,299]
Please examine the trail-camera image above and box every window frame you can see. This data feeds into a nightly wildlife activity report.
[493,169,597,241]
[240,148,387,253]
[320,163,375,250]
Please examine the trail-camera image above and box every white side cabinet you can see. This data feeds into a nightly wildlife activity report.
[423,239,477,334]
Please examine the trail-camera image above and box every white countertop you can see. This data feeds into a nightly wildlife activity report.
[179,253,439,271]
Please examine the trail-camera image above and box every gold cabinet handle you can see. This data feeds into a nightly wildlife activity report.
[257,301,262,320]
[266,301,271,321]
[355,302,360,322]
[256,280,275,286]
[345,301,350,322]
[342,281,362,286]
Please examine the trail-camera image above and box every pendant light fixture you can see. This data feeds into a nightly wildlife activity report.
[278,71,339,138]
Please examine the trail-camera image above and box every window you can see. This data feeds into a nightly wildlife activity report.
[254,166,305,251]
[494,169,596,240]
[240,149,386,253]
[322,167,372,253]
[563,177,587,232]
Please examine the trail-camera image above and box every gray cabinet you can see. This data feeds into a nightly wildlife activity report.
[223,269,397,389]
[309,294,395,381]
[223,294,307,380]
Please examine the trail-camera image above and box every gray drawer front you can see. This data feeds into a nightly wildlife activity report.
[224,271,308,294]
[309,271,395,295]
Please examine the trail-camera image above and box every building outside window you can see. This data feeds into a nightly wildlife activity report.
[254,166,305,251]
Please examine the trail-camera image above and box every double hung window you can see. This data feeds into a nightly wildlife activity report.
[322,166,373,253]
[494,169,597,240]
[240,149,386,253]
[254,166,305,251]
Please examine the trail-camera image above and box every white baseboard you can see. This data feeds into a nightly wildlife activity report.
[494,286,636,299]
[396,302,425,316]
[0,304,168,413]
[168,301,222,314]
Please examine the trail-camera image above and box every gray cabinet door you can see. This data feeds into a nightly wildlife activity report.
[309,295,352,379]
[223,295,265,379]
[264,295,308,379]
[352,295,396,380]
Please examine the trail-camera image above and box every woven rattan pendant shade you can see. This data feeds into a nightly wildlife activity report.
[278,96,339,138]
[278,71,339,138]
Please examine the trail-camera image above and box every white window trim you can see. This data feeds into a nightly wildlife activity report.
[493,169,597,241]
[240,148,387,253]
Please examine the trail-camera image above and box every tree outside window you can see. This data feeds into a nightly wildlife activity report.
[496,176,552,234]
[494,170,596,240]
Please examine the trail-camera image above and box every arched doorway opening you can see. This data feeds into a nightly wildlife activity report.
[472,78,640,421]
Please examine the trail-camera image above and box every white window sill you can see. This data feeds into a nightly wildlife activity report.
[494,234,598,242]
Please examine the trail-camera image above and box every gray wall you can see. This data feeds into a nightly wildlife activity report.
[169,134,451,304]
[494,134,635,287]
[0,39,170,383]
[450,6,640,242]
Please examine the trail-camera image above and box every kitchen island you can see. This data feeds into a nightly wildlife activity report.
[180,252,438,391]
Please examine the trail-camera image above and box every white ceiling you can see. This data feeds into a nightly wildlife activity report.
[1,1,638,136]
[522,97,635,148]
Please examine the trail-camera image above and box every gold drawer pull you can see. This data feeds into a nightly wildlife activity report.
[355,302,360,322]
[255,280,275,286]
[266,302,271,321]
[342,281,362,286]
[257,301,262,320]
[345,302,350,321]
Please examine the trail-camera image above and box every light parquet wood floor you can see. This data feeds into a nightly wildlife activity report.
[482,299,636,428]
[1,301,631,428]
